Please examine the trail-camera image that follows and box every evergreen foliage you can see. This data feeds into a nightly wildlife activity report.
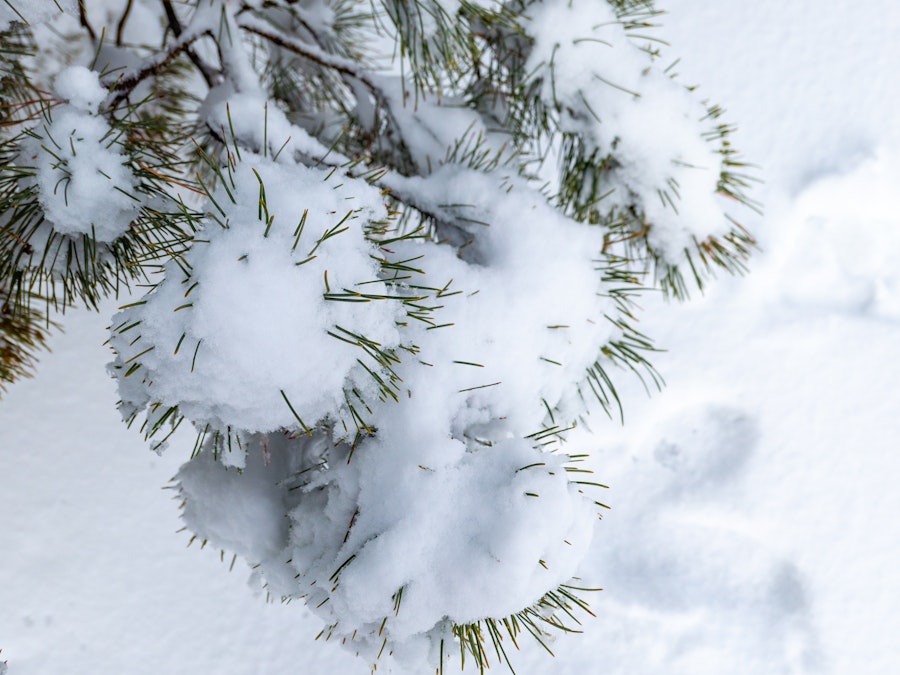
[0,1,755,671]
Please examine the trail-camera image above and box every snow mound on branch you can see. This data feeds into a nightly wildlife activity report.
[176,436,295,561]
[387,165,620,434]
[201,84,336,162]
[17,70,137,250]
[316,437,596,641]
[525,0,729,263]
[109,154,404,440]
[177,431,598,669]
[170,162,622,668]
[53,66,106,114]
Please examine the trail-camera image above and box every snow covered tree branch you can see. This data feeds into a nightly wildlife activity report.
[0,0,756,671]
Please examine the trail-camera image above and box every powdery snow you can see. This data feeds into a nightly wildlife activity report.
[16,66,138,245]
[52,66,106,115]
[3,1,900,674]
[110,154,402,442]
[524,0,731,263]
[111,139,627,658]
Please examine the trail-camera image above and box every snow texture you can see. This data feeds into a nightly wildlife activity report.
[113,140,620,658]
[524,0,731,263]
[53,66,106,114]
[0,1,74,31]
[771,152,900,319]
[177,431,596,666]
[14,68,138,274]
[110,154,402,441]
[10,1,900,675]
[25,104,136,241]
[103,0,741,666]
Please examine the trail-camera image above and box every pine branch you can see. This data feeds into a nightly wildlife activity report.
[115,0,133,47]
[237,13,367,82]
[159,0,218,87]
[236,13,421,173]
[105,22,213,109]
[77,0,97,42]
[1,2,759,671]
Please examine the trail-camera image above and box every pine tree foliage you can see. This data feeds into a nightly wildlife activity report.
[0,284,54,390]
[0,1,756,671]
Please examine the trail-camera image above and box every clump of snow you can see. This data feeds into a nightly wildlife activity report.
[524,0,731,263]
[53,66,106,114]
[110,153,406,439]
[370,76,513,175]
[314,436,595,645]
[177,428,598,669]
[201,84,335,162]
[385,165,622,434]
[164,159,624,667]
[177,433,298,561]
[15,72,138,260]
[26,107,137,241]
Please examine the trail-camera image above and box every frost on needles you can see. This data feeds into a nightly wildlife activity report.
[0,0,757,671]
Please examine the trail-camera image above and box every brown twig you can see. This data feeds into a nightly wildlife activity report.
[237,15,366,80]
[115,0,135,47]
[78,0,97,42]
[237,14,420,174]
[105,28,210,109]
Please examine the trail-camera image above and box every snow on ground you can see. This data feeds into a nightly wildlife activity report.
[3,1,900,673]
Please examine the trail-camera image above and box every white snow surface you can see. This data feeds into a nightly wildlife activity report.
[4,1,900,674]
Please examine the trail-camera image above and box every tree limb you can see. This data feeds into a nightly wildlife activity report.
[160,0,219,88]
[104,28,211,109]
[237,14,420,174]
